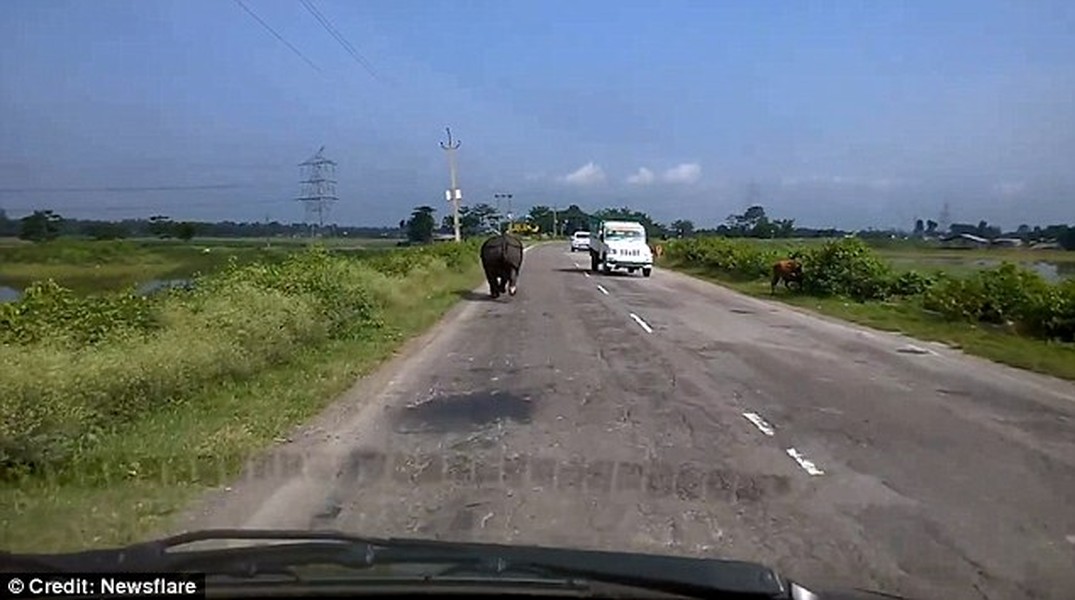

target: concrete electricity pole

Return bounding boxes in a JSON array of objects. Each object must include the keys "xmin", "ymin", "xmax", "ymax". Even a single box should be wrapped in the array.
[
  {"xmin": 440, "ymin": 128, "xmax": 462, "ymax": 242},
  {"xmin": 494, "ymin": 193, "xmax": 513, "ymax": 233}
]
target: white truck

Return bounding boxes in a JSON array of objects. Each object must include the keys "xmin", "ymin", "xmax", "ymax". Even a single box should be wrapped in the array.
[{"xmin": 588, "ymin": 219, "xmax": 653, "ymax": 277}]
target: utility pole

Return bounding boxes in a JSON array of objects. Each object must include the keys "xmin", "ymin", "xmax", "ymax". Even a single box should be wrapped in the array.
[
  {"xmin": 440, "ymin": 128, "xmax": 462, "ymax": 242},
  {"xmin": 494, "ymin": 193, "xmax": 513, "ymax": 233}
]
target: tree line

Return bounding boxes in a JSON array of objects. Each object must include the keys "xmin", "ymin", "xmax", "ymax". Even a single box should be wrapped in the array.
[
  {"xmin": 5, "ymin": 204, "xmax": 1072, "ymax": 250},
  {"xmin": 0, "ymin": 210, "xmax": 399, "ymax": 242},
  {"xmin": 402, "ymin": 202, "xmax": 1075, "ymax": 249}
]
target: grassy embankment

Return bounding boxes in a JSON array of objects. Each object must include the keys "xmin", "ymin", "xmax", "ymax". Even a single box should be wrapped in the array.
[
  {"xmin": 0, "ymin": 237, "xmax": 400, "ymax": 294},
  {"xmin": 660, "ymin": 237, "xmax": 1075, "ymax": 381},
  {"xmin": 0, "ymin": 239, "xmax": 484, "ymax": 552}
]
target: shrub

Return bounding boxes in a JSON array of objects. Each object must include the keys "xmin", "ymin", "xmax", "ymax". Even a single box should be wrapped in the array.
[
  {"xmin": 0, "ymin": 242, "xmax": 483, "ymax": 479},
  {"xmin": 922, "ymin": 262, "xmax": 1073, "ymax": 341},
  {"xmin": 801, "ymin": 238, "xmax": 892, "ymax": 301},
  {"xmin": 667, "ymin": 235, "xmax": 1075, "ymax": 342},
  {"xmin": 888, "ymin": 270, "xmax": 935, "ymax": 298}
]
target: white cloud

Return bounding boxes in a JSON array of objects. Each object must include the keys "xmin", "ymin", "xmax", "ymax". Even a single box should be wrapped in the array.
[
  {"xmin": 780, "ymin": 175, "xmax": 909, "ymax": 191},
  {"xmin": 559, "ymin": 162, "xmax": 606, "ymax": 186},
  {"xmin": 662, "ymin": 163, "xmax": 701, "ymax": 184},
  {"xmin": 626, "ymin": 167, "xmax": 655, "ymax": 185},
  {"xmin": 993, "ymin": 181, "xmax": 1026, "ymax": 197}
]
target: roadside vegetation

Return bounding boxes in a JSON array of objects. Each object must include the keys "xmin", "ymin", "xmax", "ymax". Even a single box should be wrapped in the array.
[
  {"xmin": 660, "ymin": 237, "xmax": 1075, "ymax": 380},
  {"xmin": 0, "ymin": 239, "xmax": 484, "ymax": 551},
  {"xmin": 0, "ymin": 238, "xmax": 399, "ymax": 294}
]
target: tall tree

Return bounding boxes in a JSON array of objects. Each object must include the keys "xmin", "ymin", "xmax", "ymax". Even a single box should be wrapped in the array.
[
  {"xmin": 148, "ymin": 215, "xmax": 174, "ymax": 238},
  {"xmin": 670, "ymin": 219, "xmax": 695, "ymax": 238},
  {"xmin": 406, "ymin": 206, "xmax": 436, "ymax": 243},
  {"xmin": 774, "ymin": 218, "xmax": 796, "ymax": 238},
  {"xmin": 528, "ymin": 205, "xmax": 554, "ymax": 234},
  {"xmin": 19, "ymin": 210, "xmax": 63, "ymax": 242},
  {"xmin": 175, "ymin": 222, "xmax": 197, "ymax": 241},
  {"xmin": 726, "ymin": 205, "xmax": 768, "ymax": 236},
  {"xmin": 558, "ymin": 204, "xmax": 591, "ymax": 234}
]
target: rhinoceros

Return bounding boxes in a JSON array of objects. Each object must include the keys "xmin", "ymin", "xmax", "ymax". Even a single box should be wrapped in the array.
[{"xmin": 480, "ymin": 234, "xmax": 524, "ymax": 298}]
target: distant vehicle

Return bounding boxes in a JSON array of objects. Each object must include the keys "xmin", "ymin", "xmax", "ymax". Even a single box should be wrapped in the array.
[
  {"xmin": 588, "ymin": 219, "xmax": 653, "ymax": 277},
  {"xmin": 570, "ymin": 231, "xmax": 591, "ymax": 252}
]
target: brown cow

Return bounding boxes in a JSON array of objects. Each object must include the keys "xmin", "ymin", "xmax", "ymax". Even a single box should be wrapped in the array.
[
  {"xmin": 771, "ymin": 259, "xmax": 803, "ymax": 294},
  {"xmin": 652, "ymin": 244, "xmax": 664, "ymax": 259}
]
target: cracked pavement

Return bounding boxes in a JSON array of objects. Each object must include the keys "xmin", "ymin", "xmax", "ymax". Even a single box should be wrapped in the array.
[{"xmin": 182, "ymin": 243, "xmax": 1075, "ymax": 599}]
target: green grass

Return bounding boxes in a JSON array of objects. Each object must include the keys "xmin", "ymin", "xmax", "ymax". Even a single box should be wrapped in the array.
[
  {"xmin": 0, "ymin": 238, "xmax": 402, "ymax": 294},
  {"xmin": 666, "ymin": 260, "xmax": 1075, "ymax": 381},
  {"xmin": 874, "ymin": 247, "xmax": 1075, "ymax": 281},
  {"xmin": 0, "ymin": 259, "xmax": 482, "ymax": 552},
  {"xmin": 0, "ymin": 240, "xmax": 291, "ymax": 294}
]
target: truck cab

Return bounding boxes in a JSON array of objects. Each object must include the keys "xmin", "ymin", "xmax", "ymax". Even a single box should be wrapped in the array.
[{"xmin": 588, "ymin": 219, "xmax": 653, "ymax": 277}]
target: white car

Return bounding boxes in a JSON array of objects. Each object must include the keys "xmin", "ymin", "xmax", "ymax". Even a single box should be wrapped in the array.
[
  {"xmin": 570, "ymin": 231, "xmax": 591, "ymax": 252},
  {"xmin": 588, "ymin": 220, "xmax": 653, "ymax": 277}
]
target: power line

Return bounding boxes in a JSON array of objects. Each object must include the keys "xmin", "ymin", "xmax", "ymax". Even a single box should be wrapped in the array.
[
  {"xmin": 3, "ymin": 198, "xmax": 296, "ymax": 214},
  {"xmin": 298, "ymin": 0, "xmax": 383, "ymax": 83},
  {"xmin": 0, "ymin": 184, "xmax": 246, "ymax": 194},
  {"xmin": 232, "ymin": 0, "xmax": 322, "ymax": 73}
]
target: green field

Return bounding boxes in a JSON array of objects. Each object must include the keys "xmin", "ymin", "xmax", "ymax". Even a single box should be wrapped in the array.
[
  {"xmin": 0, "ymin": 237, "xmax": 400, "ymax": 296},
  {"xmin": 718, "ymin": 237, "xmax": 1075, "ymax": 282},
  {"xmin": 660, "ymin": 237, "xmax": 1075, "ymax": 381},
  {"xmin": 0, "ymin": 239, "xmax": 485, "ymax": 551},
  {"xmin": 874, "ymin": 247, "xmax": 1075, "ymax": 282}
]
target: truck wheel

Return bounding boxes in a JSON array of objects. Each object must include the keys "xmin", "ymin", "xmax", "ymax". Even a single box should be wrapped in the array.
[{"xmin": 642, "ymin": 267, "xmax": 652, "ymax": 278}]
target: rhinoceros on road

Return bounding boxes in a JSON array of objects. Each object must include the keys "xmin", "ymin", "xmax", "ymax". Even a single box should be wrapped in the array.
[{"xmin": 480, "ymin": 234, "xmax": 524, "ymax": 299}]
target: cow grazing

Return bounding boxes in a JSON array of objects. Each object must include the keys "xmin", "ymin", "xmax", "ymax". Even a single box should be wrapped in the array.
[{"xmin": 771, "ymin": 259, "xmax": 803, "ymax": 294}]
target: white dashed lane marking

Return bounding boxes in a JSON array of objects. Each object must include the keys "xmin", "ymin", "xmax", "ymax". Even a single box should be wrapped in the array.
[
  {"xmin": 786, "ymin": 448, "xmax": 825, "ymax": 476},
  {"xmin": 629, "ymin": 313, "xmax": 654, "ymax": 333},
  {"xmin": 596, "ymin": 285, "xmax": 610, "ymax": 295},
  {"xmin": 743, "ymin": 412, "xmax": 776, "ymax": 436}
]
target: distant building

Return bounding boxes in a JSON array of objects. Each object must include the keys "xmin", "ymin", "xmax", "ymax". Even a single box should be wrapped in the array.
[
  {"xmin": 1030, "ymin": 241, "xmax": 1062, "ymax": 250},
  {"xmin": 990, "ymin": 237, "xmax": 1024, "ymax": 248},
  {"xmin": 940, "ymin": 233, "xmax": 990, "ymax": 249}
]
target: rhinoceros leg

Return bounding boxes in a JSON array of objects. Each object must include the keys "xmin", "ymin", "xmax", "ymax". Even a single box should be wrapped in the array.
[
  {"xmin": 485, "ymin": 268, "xmax": 500, "ymax": 298},
  {"xmin": 507, "ymin": 266, "xmax": 518, "ymax": 296}
]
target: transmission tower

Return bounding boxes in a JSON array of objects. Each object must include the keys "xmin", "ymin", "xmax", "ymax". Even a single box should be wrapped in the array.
[
  {"xmin": 939, "ymin": 201, "xmax": 951, "ymax": 234},
  {"xmin": 745, "ymin": 180, "xmax": 762, "ymax": 209},
  {"xmin": 296, "ymin": 146, "xmax": 338, "ymax": 237}
]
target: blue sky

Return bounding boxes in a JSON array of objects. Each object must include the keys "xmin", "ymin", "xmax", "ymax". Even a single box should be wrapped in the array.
[{"xmin": 1, "ymin": 0, "xmax": 1072, "ymax": 229}]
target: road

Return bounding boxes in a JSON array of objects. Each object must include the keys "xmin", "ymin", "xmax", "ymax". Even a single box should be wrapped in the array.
[{"xmin": 182, "ymin": 243, "xmax": 1075, "ymax": 599}]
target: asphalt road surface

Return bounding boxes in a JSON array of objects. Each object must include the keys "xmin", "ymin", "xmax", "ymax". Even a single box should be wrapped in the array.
[{"xmin": 183, "ymin": 243, "xmax": 1075, "ymax": 599}]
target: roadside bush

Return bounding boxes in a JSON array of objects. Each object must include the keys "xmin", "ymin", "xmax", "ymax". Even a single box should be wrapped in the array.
[
  {"xmin": 663, "ymin": 237, "xmax": 785, "ymax": 280},
  {"xmin": 888, "ymin": 270, "xmax": 935, "ymax": 298},
  {"xmin": 801, "ymin": 238, "xmax": 893, "ymax": 301},
  {"xmin": 923, "ymin": 263, "xmax": 1074, "ymax": 340},
  {"xmin": 0, "ymin": 242, "xmax": 483, "ymax": 479},
  {"xmin": 667, "ymin": 235, "xmax": 1075, "ymax": 343},
  {"xmin": 0, "ymin": 280, "xmax": 160, "ymax": 346}
]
